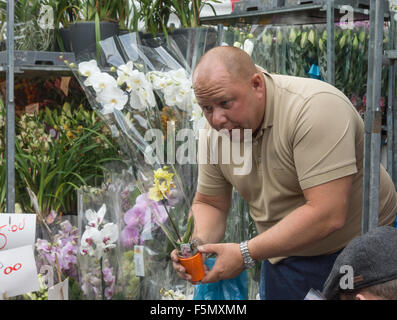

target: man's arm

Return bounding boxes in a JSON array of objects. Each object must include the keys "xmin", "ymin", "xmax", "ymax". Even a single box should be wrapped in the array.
[
  {"xmin": 198, "ymin": 175, "xmax": 353, "ymax": 283},
  {"xmin": 170, "ymin": 190, "xmax": 232, "ymax": 282},
  {"xmin": 190, "ymin": 191, "xmax": 232, "ymax": 245},
  {"xmin": 248, "ymin": 174, "xmax": 352, "ymax": 261}
]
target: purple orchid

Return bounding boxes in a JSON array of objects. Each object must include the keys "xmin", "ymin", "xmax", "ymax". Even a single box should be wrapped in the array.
[{"xmin": 120, "ymin": 192, "xmax": 170, "ymax": 248}]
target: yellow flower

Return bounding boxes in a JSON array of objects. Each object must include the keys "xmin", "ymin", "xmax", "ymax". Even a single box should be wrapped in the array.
[
  {"xmin": 149, "ymin": 180, "xmax": 170, "ymax": 201},
  {"xmin": 66, "ymin": 131, "xmax": 76, "ymax": 140},
  {"xmin": 154, "ymin": 167, "xmax": 174, "ymax": 185}
]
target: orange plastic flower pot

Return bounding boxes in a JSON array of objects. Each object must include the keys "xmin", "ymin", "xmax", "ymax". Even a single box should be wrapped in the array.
[{"xmin": 178, "ymin": 252, "xmax": 205, "ymax": 282}]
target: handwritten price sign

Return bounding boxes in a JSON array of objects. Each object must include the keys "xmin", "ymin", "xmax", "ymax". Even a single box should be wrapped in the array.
[
  {"xmin": 0, "ymin": 245, "xmax": 39, "ymax": 298},
  {"xmin": 0, "ymin": 214, "xmax": 36, "ymax": 251}
]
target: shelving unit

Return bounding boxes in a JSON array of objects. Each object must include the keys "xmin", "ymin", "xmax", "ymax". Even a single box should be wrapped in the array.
[
  {"xmin": 202, "ymin": 0, "xmax": 395, "ymax": 232},
  {"xmin": 3, "ymin": 0, "xmax": 75, "ymax": 213}
]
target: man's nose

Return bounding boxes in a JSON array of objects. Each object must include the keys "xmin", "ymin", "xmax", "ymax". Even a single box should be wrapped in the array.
[{"xmin": 212, "ymin": 107, "xmax": 228, "ymax": 128}]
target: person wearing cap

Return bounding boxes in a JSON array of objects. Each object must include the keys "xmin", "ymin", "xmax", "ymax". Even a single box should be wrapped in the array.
[
  {"xmin": 170, "ymin": 46, "xmax": 397, "ymax": 299},
  {"xmin": 322, "ymin": 226, "xmax": 397, "ymax": 300}
]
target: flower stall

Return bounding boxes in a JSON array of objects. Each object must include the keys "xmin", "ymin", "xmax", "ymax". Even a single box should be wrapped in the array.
[{"xmin": 0, "ymin": 0, "xmax": 396, "ymax": 302}]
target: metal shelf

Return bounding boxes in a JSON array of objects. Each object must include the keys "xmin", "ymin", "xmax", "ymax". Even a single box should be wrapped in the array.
[
  {"xmin": 201, "ymin": 2, "xmax": 374, "ymax": 26},
  {"xmin": 0, "ymin": 51, "xmax": 75, "ymax": 76}
]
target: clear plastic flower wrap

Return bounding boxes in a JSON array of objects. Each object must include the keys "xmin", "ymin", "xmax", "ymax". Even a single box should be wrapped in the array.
[
  {"xmin": 70, "ymin": 28, "xmax": 277, "ymax": 299},
  {"xmin": 69, "ymin": 29, "xmax": 223, "ymax": 299},
  {"xmin": 77, "ymin": 185, "xmax": 122, "ymax": 300},
  {"xmin": 33, "ymin": 209, "xmax": 81, "ymax": 300}
]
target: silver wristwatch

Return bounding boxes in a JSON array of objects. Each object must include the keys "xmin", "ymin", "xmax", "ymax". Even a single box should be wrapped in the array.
[{"xmin": 240, "ymin": 240, "xmax": 256, "ymax": 269}]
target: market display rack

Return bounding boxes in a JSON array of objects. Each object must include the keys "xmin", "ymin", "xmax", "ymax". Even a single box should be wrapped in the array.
[
  {"xmin": 202, "ymin": 0, "xmax": 371, "ymax": 26},
  {"xmin": 3, "ymin": 1, "xmax": 396, "ymax": 233},
  {"xmin": 0, "ymin": 50, "xmax": 75, "ymax": 76}
]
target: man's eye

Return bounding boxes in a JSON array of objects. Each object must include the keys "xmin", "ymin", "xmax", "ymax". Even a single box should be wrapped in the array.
[
  {"xmin": 203, "ymin": 106, "xmax": 213, "ymax": 112},
  {"xmin": 220, "ymin": 101, "xmax": 228, "ymax": 106}
]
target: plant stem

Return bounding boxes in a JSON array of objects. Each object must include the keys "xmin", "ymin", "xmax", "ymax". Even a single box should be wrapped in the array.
[
  {"xmin": 161, "ymin": 199, "xmax": 181, "ymax": 242},
  {"xmin": 100, "ymin": 257, "xmax": 105, "ymax": 300}
]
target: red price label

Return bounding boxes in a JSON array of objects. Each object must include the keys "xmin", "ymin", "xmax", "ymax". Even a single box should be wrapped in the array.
[
  {"xmin": 0, "ymin": 218, "xmax": 26, "ymax": 251},
  {"xmin": 0, "ymin": 224, "xmax": 7, "ymax": 250},
  {"xmin": 2, "ymin": 263, "xmax": 22, "ymax": 275},
  {"xmin": 9, "ymin": 218, "xmax": 25, "ymax": 233}
]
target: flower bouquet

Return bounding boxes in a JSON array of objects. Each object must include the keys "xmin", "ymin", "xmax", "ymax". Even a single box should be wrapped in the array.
[
  {"xmin": 68, "ymin": 29, "xmax": 220, "ymax": 297},
  {"xmin": 147, "ymin": 166, "xmax": 204, "ymax": 282}
]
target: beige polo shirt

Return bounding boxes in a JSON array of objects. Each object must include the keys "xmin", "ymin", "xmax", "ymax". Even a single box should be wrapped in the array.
[{"xmin": 197, "ymin": 69, "xmax": 397, "ymax": 264}]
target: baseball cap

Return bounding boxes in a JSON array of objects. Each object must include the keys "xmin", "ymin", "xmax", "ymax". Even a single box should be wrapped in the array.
[{"xmin": 322, "ymin": 226, "xmax": 397, "ymax": 300}]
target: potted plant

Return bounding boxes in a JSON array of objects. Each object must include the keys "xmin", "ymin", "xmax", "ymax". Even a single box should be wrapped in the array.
[
  {"xmin": 133, "ymin": 0, "xmax": 219, "ymax": 67},
  {"xmin": 54, "ymin": 0, "xmax": 130, "ymax": 59},
  {"xmin": 148, "ymin": 166, "xmax": 205, "ymax": 282}
]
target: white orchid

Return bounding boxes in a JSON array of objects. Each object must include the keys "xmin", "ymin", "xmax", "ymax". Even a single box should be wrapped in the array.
[
  {"xmin": 86, "ymin": 72, "xmax": 118, "ymax": 93},
  {"xmin": 163, "ymin": 83, "xmax": 193, "ymax": 112},
  {"xmin": 80, "ymin": 204, "xmax": 119, "ymax": 260},
  {"xmin": 97, "ymin": 223, "xmax": 119, "ymax": 253},
  {"xmin": 149, "ymin": 69, "xmax": 194, "ymax": 112},
  {"xmin": 116, "ymin": 63, "xmax": 156, "ymax": 111},
  {"xmin": 79, "ymin": 59, "xmax": 101, "ymax": 81},
  {"xmin": 130, "ymin": 83, "xmax": 156, "ymax": 111},
  {"xmin": 96, "ymin": 87, "xmax": 128, "ymax": 114},
  {"xmin": 85, "ymin": 204, "xmax": 107, "ymax": 228},
  {"xmin": 167, "ymin": 68, "xmax": 188, "ymax": 82},
  {"xmin": 80, "ymin": 226, "xmax": 101, "ymax": 256},
  {"xmin": 148, "ymin": 71, "xmax": 168, "ymax": 90},
  {"xmin": 116, "ymin": 61, "xmax": 135, "ymax": 80},
  {"xmin": 191, "ymin": 101, "xmax": 206, "ymax": 139}
]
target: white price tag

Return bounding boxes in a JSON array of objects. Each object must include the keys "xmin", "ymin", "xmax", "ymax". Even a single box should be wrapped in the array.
[
  {"xmin": 0, "ymin": 214, "xmax": 36, "ymax": 251},
  {"xmin": 141, "ymin": 208, "xmax": 152, "ymax": 241},
  {"xmin": 134, "ymin": 245, "xmax": 145, "ymax": 277},
  {"xmin": 0, "ymin": 245, "xmax": 39, "ymax": 298},
  {"xmin": 48, "ymin": 278, "xmax": 69, "ymax": 300}
]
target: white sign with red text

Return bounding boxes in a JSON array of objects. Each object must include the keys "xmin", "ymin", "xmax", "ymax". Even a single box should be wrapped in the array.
[
  {"xmin": 0, "ymin": 245, "xmax": 39, "ymax": 298},
  {"xmin": 0, "ymin": 214, "xmax": 36, "ymax": 251}
]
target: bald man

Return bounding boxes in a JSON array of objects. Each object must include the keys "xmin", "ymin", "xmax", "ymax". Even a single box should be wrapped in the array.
[{"xmin": 170, "ymin": 46, "xmax": 397, "ymax": 300}]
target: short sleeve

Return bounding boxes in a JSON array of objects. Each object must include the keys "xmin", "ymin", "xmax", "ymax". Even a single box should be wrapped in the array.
[
  {"xmin": 292, "ymin": 93, "xmax": 358, "ymax": 190},
  {"xmin": 196, "ymin": 128, "xmax": 233, "ymax": 195}
]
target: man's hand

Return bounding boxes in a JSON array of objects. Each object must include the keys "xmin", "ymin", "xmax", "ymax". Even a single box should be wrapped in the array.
[
  {"xmin": 197, "ymin": 243, "xmax": 245, "ymax": 283},
  {"xmin": 170, "ymin": 249, "xmax": 209, "ymax": 284}
]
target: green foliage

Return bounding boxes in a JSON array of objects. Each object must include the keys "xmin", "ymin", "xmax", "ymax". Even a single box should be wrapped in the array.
[
  {"xmin": 69, "ymin": 277, "xmax": 84, "ymax": 300},
  {"xmin": 0, "ymin": 0, "xmax": 55, "ymax": 50},
  {"xmin": 0, "ymin": 101, "xmax": 123, "ymax": 215},
  {"xmin": 134, "ymin": 0, "xmax": 220, "ymax": 37},
  {"xmin": 226, "ymin": 23, "xmax": 390, "ymax": 105},
  {"xmin": 119, "ymin": 250, "xmax": 140, "ymax": 300}
]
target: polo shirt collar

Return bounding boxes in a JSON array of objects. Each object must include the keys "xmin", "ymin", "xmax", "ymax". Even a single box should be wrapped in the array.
[
  {"xmin": 254, "ymin": 66, "xmax": 275, "ymax": 139},
  {"xmin": 263, "ymin": 70, "xmax": 274, "ymax": 129}
]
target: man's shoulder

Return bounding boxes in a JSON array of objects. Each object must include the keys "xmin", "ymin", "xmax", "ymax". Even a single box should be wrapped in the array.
[{"xmin": 271, "ymin": 73, "xmax": 344, "ymax": 101}]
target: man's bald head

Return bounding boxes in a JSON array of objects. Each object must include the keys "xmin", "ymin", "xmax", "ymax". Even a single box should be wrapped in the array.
[{"xmin": 193, "ymin": 46, "xmax": 258, "ymax": 84}]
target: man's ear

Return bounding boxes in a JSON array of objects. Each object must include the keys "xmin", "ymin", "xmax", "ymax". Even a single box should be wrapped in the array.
[{"xmin": 250, "ymin": 73, "xmax": 265, "ymax": 91}]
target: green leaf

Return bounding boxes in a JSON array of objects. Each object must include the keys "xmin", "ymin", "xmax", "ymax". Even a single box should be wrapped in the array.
[
  {"xmin": 95, "ymin": 11, "xmax": 101, "ymax": 61},
  {"xmin": 182, "ymin": 215, "xmax": 194, "ymax": 244}
]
